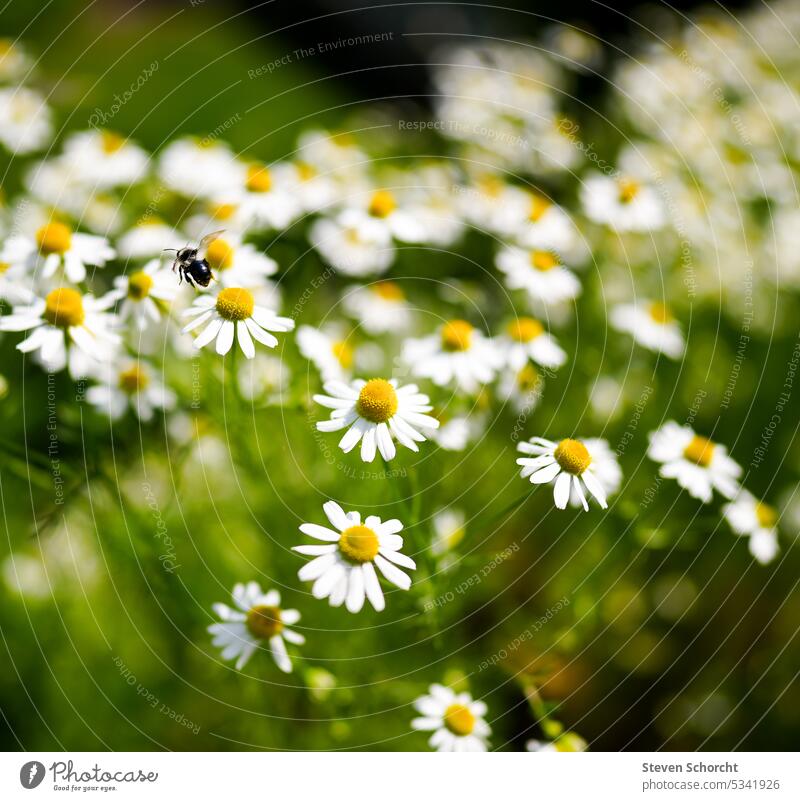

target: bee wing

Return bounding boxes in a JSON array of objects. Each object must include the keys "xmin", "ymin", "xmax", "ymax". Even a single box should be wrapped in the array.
[{"xmin": 197, "ymin": 229, "xmax": 226, "ymax": 254}]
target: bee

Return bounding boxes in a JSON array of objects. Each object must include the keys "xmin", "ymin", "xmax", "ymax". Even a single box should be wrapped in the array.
[{"xmin": 164, "ymin": 230, "xmax": 225, "ymax": 288}]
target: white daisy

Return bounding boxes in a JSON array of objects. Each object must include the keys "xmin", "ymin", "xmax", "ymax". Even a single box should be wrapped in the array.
[
  {"xmin": 647, "ymin": 422, "xmax": 742, "ymax": 503},
  {"xmin": 0, "ymin": 39, "xmax": 33, "ymax": 82},
  {"xmin": 497, "ymin": 316, "xmax": 566, "ymax": 370},
  {"xmin": 457, "ymin": 174, "xmax": 531, "ymax": 237},
  {"xmin": 567, "ymin": 438, "xmax": 622, "ymax": 508},
  {"xmin": 402, "ymin": 320, "xmax": 504, "ymax": 394},
  {"xmin": 611, "ymin": 301, "xmax": 685, "ymax": 359},
  {"xmin": 297, "ymin": 325, "xmax": 356, "ymax": 383},
  {"xmin": 86, "ymin": 359, "xmax": 175, "ymax": 421},
  {"xmin": 199, "ymin": 234, "xmax": 278, "ymax": 289},
  {"xmin": 411, "ymin": 684, "xmax": 491, "ymax": 752},
  {"xmin": 580, "ymin": 172, "xmax": 665, "ymax": 232},
  {"xmin": 293, "ymin": 501, "xmax": 416, "ymax": 612},
  {"xmin": 237, "ymin": 352, "xmax": 290, "ymax": 404},
  {"xmin": 224, "ymin": 162, "xmax": 302, "ymax": 231},
  {"xmin": 309, "ymin": 208, "xmax": 394, "ymax": 276},
  {"xmin": 158, "ymin": 137, "xmax": 244, "ymax": 200},
  {"xmin": 60, "ymin": 130, "xmax": 149, "ymax": 189},
  {"xmin": 431, "ymin": 508, "xmax": 466, "ymax": 556},
  {"xmin": 517, "ymin": 436, "xmax": 618, "ymax": 510},
  {"xmin": 0, "ymin": 87, "xmax": 52, "ymax": 153},
  {"xmin": 116, "ymin": 220, "xmax": 182, "ymax": 260},
  {"xmin": 112, "ymin": 258, "xmax": 177, "ymax": 331},
  {"xmin": 496, "ymin": 246, "xmax": 581, "ymax": 306},
  {"xmin": 314, "ymin": 377, "xmax": 439, "ymax": 462},
  {"xmin": 515, "ymin": 192, "xmax": 579, "ymax": 256},
  {"xmin": 357, "ymin": 189, "xmax": 428, "ymax": 242},
  {"xmin": 498, "ymin": 363, "xmax": 545, "ymax": 414},
  {"xmin": 270, "ymin": 160, "xmax": 336, "ymax": 213},
  {"xmin": 208, "ymin": 582, "xmax": 303, "ymax": 672},
  {"xmin": 0, "ymin": 287, "xmax": 118, "ymax": 378},
  {"xmin": 1, "ymin": 220, "xmax": 115, "ymax": 283},
  {"xmin": 722, "ymin": 491, "xmax": 780, "ymax": 565},
  {"xmin": 182, "ymin": 286, "xmax": 294, "ymax": 359},
  {"xmin": 430, "ymin": 414, "xmax": 476, "ymax": 451},
  {"xmin": 342, "ymin": 280, "xmax": 412, "ymax": 334}
]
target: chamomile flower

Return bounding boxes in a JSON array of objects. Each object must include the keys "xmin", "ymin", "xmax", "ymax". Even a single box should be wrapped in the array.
[
  {"xmin": 182, "ymin": 286, "xmax": 294, "ymax": 359},
  {"xmin": 722, "ymin": 491, "xmax": 780, "ymax": 564},
  {"xmin": 611, "ymin": 301, "xmax": 685, "ymax": 359},
  {"xmin": 567, "ymin": 438, "xmax": 622, "ymax": 508},
  {"xmin": 402, "ymin": 320, "xmax": 503, "ymax": 394},
  {"xmin": 199, "ymin": 234, "xmax": 278, "ymax": 289},
  {"xmin": 309, "ymin": 208, "xmax": 394, "ymax": 276},
  {"xmin": 457, "ymin": 174, "xmax": 530, "ymax": 236},
  {"xmin": 496, "ymin": 246, "xmax": 581, "ymax": 306},
  {"xmin": 208, "ymin": 582, "xmax": 303, "ymax": 672},
  {"xmin": 342, "ymin": 280, "xmax": 412, "ymax": 334},
  {"xmin": 158, "ymin": 137, "xmax": 244, "ymax": 199},
  {"xmin": 293, "ymin": 501, "xmax": 416, "ymax": 612},
  {"xmin": 431, "ymin": 508, "xmax": 466, "ymax": 557},
  {"xmin": 517, "ymin": 436, "xmax": 617, "ymax": 510},
  {"xmin": 515, "ymin": 192, "xmax": 579, "ymax": 255},
  {"xmin": 1, "ymin": 221, "xmax": 115, "ymax": 283},
  {"xmin": 61, "ymin": 130, "xmax": 149, "ymax": 189},
  {"xmin": 0, "ymin": 87, "xmax": 52, "ymax": 153},
  {"xmin": 226, "ymin": 162, "xmax": 302, "ymax": 231},
  {"xmin": 498, "ymin": 317, "xmax": 566, "ymax": 370},
  {"xmin": 86, "ymin": 359, "xmax": 175, "ymax": 421},
  {"xmin": 112, "ymin": 259, "xmax": 177, "ymax": 330},
  {"xmin": 0, "ymin": 287, "xmax": 118, "ymax": 377},
  {"xmin": 430, "ymin": 414, "xmax": 475, "ymax": 451},
  {"xmin": 498, "ymin": 363, "xmax": 545, "ymax": 414},
  {"xmin": 116, "ymin": 220, "xmax": 182, "ymax": 260},
  {"xmin": 358, "ymin": 189, "xmax": 428, "ymax": 242},
  {"xmin": 313, "ymin": 378, "xmax": 439, "ymax": 462},
  {"xmin": 270, "ymin": 160, "xmax": 336, "ymax": 213},
  {"xmin": 580, "ymin": 172, "xmax": 665, "ymax": 232},
  {"xmin": 411, "ymin": 685, "xmax": 491, "ymax": 752},
  {"xmin": 0, "ymin": 39, "xmax": 33, "ymax": 82},
  {"xmin": 297, "ymin": 325, "xmax": 356, "ymax": 383},
  {"xmin": 647, "ymin": 422, "xmax": 742, "ymax": 503}
]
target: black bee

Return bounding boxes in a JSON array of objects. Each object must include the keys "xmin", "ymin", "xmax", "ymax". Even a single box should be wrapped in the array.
[{"xmin": 165, "ymin": 230, "xmax": 224, "ymax": 288}]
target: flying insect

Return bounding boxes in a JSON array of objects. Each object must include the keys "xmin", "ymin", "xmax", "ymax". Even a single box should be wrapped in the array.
[{"xmin": 165, "ymin": 230, "xmax": 225, "ymax": 288}]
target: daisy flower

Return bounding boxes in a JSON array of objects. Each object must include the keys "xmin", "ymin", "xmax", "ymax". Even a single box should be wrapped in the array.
[
  {"xmin": 431, "ymin": 508, "xmax": 466, "ymax": 557},
  {"xmin": 297, "ymin": 325, "xmax": 356, "ymax": 383},
  {"xmin": 270, "ymin": 160, "xmax": 336, "ymax": 213},
  {"xmin": 647, "ymin": 422, "xmax": 741, "ymax": 503},
  {"xmin": 567, "ymin": 438, "xmax": 622, "ymax": 508},
  {"xmin": 358, "ymin": 189, "xmax": 427, "ymax": 242},
  {"xmin": 309, "ymin": 208, "xmax": 393, "ymax": 276},
  {"xmin": 313, "ymin": 378, "xmax": 439, "ymax": 462},
  {"xmin": 0, "ymin": 287, "xmax": 118, "ymax": 377},
  {"xmin": 580, "ymin": 172, "xmax": 665, "ymax": 232},
  {"xmin": 293, "ymin": 501, "xmax": 416, "ymax": 613},
  {"xmin": 498, "ymin": 317, "xmax": 566, "ymax": 370},
  {"xmin": 496, "ymin": 246, "xmax": 581, "ymax": 306},
  {"xmin": 515, "ymin": 192, "xmax": 578, "ymax": 255},
  {"xmin": 411, "ymin": 684, "xmax": 491, "ymax": 752},
  {"xmin": 402, "ymin": 320, "xmax": 503, "ymax": 394},
  {"xmin": 517, "ymin": 436, "xmax": 618, "ymax": 510},
  {"xmin": 207, "ymin": 582, "xmax": 303, "ymax": 672},
  {"xmin": 0, "ymin": 87, "xmax": 52, "ymax": 153},
  {"xmin": 61, "ymin": 130, "xmax": 149, "ymax": 189},
  {"xmin": 457, "ymin": 174, "xmax": 530, "ymax": 236},
  {"xmin": 611, "ymin": 301, "xmax": 685, "ymax": 359},
  {"xmin": 182, "ymin": 286, "xmax": 294, "ymax": 359},
  {"xmin": 1, "ymin": 221, "xmax": 115, "ymax": 283},
  {"xmin": 226, "ymin": 162, "xmax": 301, "ymax": 231},
  {"xmin": 0, "ymin": 39, "xmax": 33, "ymax": 82},
  {"xmin": 158, "ymin": 137, "xmax": 244, "ymax": 200},
  {"xmin": 116, "ymin": 220, "xmax": 182, "ymax": 260},
  {"xmin": 200, "ymin": 234, "xmax": 278, "ymax": 289},
  {"xmin": 112, "ymin": 259, "xmax": 177, "ymax": 331},
  {"xmin": 86, "ymin": 359, "xmax": 176, "ymax": 421},
  {"xmin": 499, "ymin": 363, "xmax": 545, "ymax": 414},
  {"xmin": 722, "ymin": 491, "xmax": 780, "ymax": 564},
  {"xmin": 342, "ymin": 280, "xmax": 412, "ymax": 334},
  {"xmin": 430, "ymin": 414, "xmax": 476, "ymax": 451}
]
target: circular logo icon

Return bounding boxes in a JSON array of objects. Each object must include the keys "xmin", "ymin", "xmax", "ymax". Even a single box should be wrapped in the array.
[{"xmin": 19, "ymin": 761, "xmax": 45, "ymax": 789}]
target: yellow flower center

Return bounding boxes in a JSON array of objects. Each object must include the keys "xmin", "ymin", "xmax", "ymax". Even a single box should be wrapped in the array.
[
  {"xmin": 554, "ymin": 438, "xmax": 592, "ymax": 475},
  {"xmin": 373, "ymin": 280, "xmax": 404, "ymax": 301},
  {"xmin": 296, "ymin": 161, "xmax": 317, "ymax": 181},
  {"xmin": 443, "ymin": 704, "xmax": 476, "ymax": 737},
  {"xmin": 617, "ymin": 178, "xmax": 640, "ymax": 204},
  {"xmin": 332, "ymin": 340, "xmax": 353, "ymax": 369},
  {"xmin": 118, "ymin": 365, "xmax": 149, "ymax": 394},
  {"xmin": 205, "ymin": 238, "xmax": 234, "ymax": 270},
  {"xmin": 530, "ymin": 250, "xmax": 559, "ymax": 271},
  {"xmin": 516, "ymin": 364, "xmax": 541, "ymax": 392},
  {"xmin": 755, "ymin": 501, "xmax": 777, "ymax": 529},
  {"xmin": 246, "ymin": 164, "xmax": 272, "ymax": 193},
  {"xmin": 101, "ymin": 131, "xmax": 126, "ymax": 153},
  {"xmin": 36, "ymin": 222, "xmax": 72, "ymax": 256},
  {"xmin": 338, "ymin": 525, "xmax": 380, "ymax": 563},
  {"xmin": 478, "ymin": 175, "xmax": 503, "ymax": 198},
  {"xmin": 44, "ymin": 287, "xmax": 85, "ymax": 328},
  {"xmin": 507, "ymin": 317, "xmax": 544, "ymax": 342},
  {"xmin": 0, "ymin": 261, "xmax": 10, "ymax": 274},
  {"xmin": 245, "ymin": 605, "xmax": 284, "ymax": 639},
  {"xmin": 648, "ymin": 302, "xmax": 673, "ymax": 324},
  {"xmin": 368, "ymin": 189, "xmax": 396, "ymax": 219},
  {"xmin": 441, "ymin": 319, "xmax": 473, "ymax": 352},
  {"xmin": 210, "ymin": 202, "xmax": 238, "ymax": 221},
  {"xmin": 127, "ymin": 271, "xmax": 154, "ymax": 300},
  {"xmin": 356, "ymin": 378, "xmax": 398, "ymax": 423},
  {"xmin": 683, "ymin": 435, "xmax": 715, "ymax": 467},
  {"xmin": 529, "ymin": 193, "xmax": 552, "ymax": 222},
  {"xmin": 215, "ymin": 287, "xmax": 254, "ymax": 321}
]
